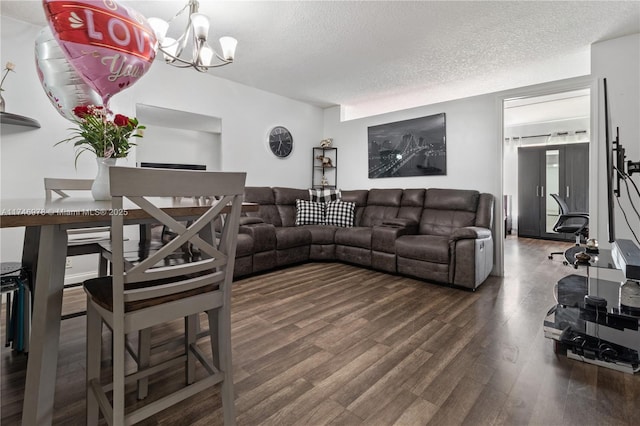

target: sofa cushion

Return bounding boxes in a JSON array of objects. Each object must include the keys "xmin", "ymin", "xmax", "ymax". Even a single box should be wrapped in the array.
[
  {"xmin": 304, "ymin": 224, "xmax": 338, "ymax": 244},
  {"xmin": 244, "ymin": 187, "xmax": 282, "ymax": 227},
  {"xmin": 340, "ymin": 190, "xmax": 368, "ymax": 206},
  {"xmin": 398, "ymin": 189, "xmax": 426, "ymax": 223},
  {"xmin": 239, "ymin": 217, "xmax": 264, "ymax": 226},
  {"xmin": 335, "ymin": 227, "xmax": 372, "ymax": 249},
  {"xmin": 295, "ymin": 199, "xmax": 325, "ymax": 225},
  {"xmin": 275, "ymin": 187, "xmax": 310, "ymax": 227},
  {"xmin": 396, "ymin": 235, "xmax": 450, "ymax": 264},
  {"xmin": 239, "ymin": 223, "xmax": 276, "ymax": 253},
  {"xmin": 419, "ymin": 189, "xmax": 479, "ymax": 236},
  {"xmin": 361, "ymin": 205, "xmax": 401, "ymax": 227},
  {"xmin": 236, "ymin": 233, "xmax": 254, "ymax": 257},
  {"xmin": 340, "ymin": 190, "xmax": 368, "ymax": 226},
  {"xmin": 419, "ymin": 210, "xmax": 477, "ymax": 237},
  {"xmin": 309, "ymin": 188, "xmax": 341, "ymax": 202},
  {"xmin": 326, "ymin": 200, "xmax": 356, "ymax": 227},
  {"xmin": 244, "ymin": 186, "xmax": 275, "ymax": 205},
  {"xmin": 274, "ymin": 187, "xmax": 310, "ymax": 205},
  {"xmin": 475, "ymin": 193, "xmax": 494, "ymax": 229},
  {"xmin": 359, "ymin": 189, "xmax": 402, "ymax": 227},
  {"xmin": 366, "ymin": 188, "xmax": 402, "ymax": 206},
  {"xmin": 425, "ymin": 188, "xmax": 479, "ymax": 212},
  {"xmin": 275, "ymin": 227, "xmax": 311, "ymax": 250}
]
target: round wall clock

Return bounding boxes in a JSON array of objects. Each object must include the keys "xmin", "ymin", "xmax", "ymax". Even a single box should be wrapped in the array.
[{"xmin": 268, "ymin": 126, "xmax": 293, "ymax": 158}]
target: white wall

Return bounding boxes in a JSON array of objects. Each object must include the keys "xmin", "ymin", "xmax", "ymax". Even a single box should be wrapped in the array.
[
  {"xmin": 0, "ymin": 16, "xmax": 324, "ymax": 279},
  {"xmin": 323, "ymin": 95, "xmax": 499, "ymax": 194},
  {"xmin": 591, "ymin": 33, "xmax": 640, "ymax": 246},
  {"xmin": 136, "ymin": 125, "xmax": 222, "ymax": 171},
  {"xmin": 124, "ymin": 62, "xmax": 324, "ymax": 185}
]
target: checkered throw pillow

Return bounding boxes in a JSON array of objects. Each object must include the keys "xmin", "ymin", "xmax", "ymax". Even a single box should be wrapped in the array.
[
  {"xmin": 295, "ymin": 199, "xmax": 325, "ymax": 225},
  {"xmin": 325, "ymin": 200, "xmax": 355, "ymax": 227},
  {"xmin": 309, "ymin": 188, "xmax": 341, "ymax": 203}
]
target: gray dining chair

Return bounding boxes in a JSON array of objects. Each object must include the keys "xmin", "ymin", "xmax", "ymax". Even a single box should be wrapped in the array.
[{"xmin": 84, "ymin": 167, "xmax": 244, "ymax": 425}]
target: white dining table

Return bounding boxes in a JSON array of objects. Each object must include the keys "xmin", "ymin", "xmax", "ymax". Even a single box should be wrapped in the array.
[{"xmin": 0, "ymin": 196, "xmax": 257, "ymax": 425}]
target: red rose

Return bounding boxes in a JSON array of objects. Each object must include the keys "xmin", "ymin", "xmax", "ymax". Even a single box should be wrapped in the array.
[
  {"xmin": 113, "ymin": 114, "xmax": 130, "ymax": 127},
  {"xmin": 73, "ymin": 105, "xmax": 90, "ymax": 118}
]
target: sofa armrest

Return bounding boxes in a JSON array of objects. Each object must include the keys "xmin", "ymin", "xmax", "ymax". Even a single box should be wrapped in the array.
[
  {"xmin": 449, "ymin": 227, "xmax": 493, "ymax": 289},
  {"xmin": 240, "ymin": 216, "xmax": 264, "ymax": 226},
  {"xmin": 382, "ymin": 217, "xmax": 417, "ymax": 227},
  {"xmin": 372, "ymin": 223, "xmax": 417, "ymax": 253},
  {"xmin": 239, "ymin": 222, "xmax": 276, "ymax": 252},
  {"xmin": 450, "ymin": 226, "xmax": 492, "ymax": 242},
  {"xmin": 380, "ymin": 218, "xmax": 419, "ymax": 234}
]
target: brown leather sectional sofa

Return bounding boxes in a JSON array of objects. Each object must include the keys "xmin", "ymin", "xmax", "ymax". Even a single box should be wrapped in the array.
[{"xmin": 233, "ymin": 187, "xmax": 494, "ymax": 290}]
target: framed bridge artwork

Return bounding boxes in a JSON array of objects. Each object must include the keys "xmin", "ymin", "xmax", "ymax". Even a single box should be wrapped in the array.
[{"xmin": 367, "ymin": 113, "xmax": 446, "ymax": 178}]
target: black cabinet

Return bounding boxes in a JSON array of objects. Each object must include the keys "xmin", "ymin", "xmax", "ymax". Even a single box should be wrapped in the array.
[
  {"xmin": 312, "ymin": 147, "xmax": 337, "ymax": 189},
  {"xmin": 518, "ymin": 147, "xmax": 543, "ymax": 238},
  {"xmin": 563, "ymin": 143, "xmax": 589, "ymax": 213},
  {"xmin": 518, "ymin": 143, "xmax": 589, "ymax": 240}
]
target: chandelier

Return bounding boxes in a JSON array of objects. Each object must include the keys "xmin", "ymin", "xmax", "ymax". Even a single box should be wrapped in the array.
[{"xmin": 148, "ymin": 0, "xmax": 237, "ymax": 72}]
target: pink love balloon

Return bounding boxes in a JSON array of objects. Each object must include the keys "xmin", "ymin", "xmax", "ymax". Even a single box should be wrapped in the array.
[
  {"xmin": 35, "ymin": 26, "xmax": 103, "ymax": 121},
  {"xmin": 42, "ymin": 0, "xmax": 157, "ymax": 105}
]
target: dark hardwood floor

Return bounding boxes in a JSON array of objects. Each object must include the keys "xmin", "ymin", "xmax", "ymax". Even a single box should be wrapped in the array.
[{"xmin": 2, "ymin": 237, "xmax": 639, "ymax": 425}]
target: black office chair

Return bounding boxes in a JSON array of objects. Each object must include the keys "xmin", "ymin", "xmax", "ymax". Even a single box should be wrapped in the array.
[{"xmin": 548, "ymin": 193, "xmax": 589, "ymax": 260}]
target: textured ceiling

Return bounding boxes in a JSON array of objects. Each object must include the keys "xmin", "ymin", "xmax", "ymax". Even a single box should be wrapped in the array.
[{"xmin": 2, "ymin": 1, "xmax": 639, "ymax": 119}]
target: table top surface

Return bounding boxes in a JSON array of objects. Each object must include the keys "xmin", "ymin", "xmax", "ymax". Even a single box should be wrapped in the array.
[
  {"xmin": 564, "ymin": 245, "xmax": 618, "ymax": 270},
  {"xmin": 0, "ymin": 197, "xmax": 257, "ymax": 228}
]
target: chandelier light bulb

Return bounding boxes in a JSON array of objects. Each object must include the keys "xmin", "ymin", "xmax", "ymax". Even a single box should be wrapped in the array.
[
  {"xmin": 190, "ymin": 13, "xmax": 210, "ymax": 40},
  {"xmin": 147, "ymin": 17, "xmax": 169, "ymax": 43},
  {"xmin": 198, "ymin": 44, "xmax": 214, "ymax": 67},
  {"xmin": 161, "ymin": 37, "xmax": 179, "ymax": 62},
  {"xmin": 219, "ymin": 37, "xmax": 237, "ymax": 61}
]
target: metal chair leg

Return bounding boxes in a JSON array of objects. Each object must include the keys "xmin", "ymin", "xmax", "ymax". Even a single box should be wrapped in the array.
[{"xmin": 4, "ymin": 291, "xmax": 11, "ymax": 347}]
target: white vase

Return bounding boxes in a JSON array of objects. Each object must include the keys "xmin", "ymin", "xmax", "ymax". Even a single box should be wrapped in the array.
[{"xmin": 91, "ymin": 157, "xmax": 117, "ymax": 201}]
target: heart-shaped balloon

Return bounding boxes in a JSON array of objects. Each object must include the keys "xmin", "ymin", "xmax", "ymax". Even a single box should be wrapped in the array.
[
  {"xmin": 35, "ymin": 26, "xmax": 103, "ymax": 121},
  {"xmin": 42, "ymin": 0, "xmax": 157, "ymax": 105}
]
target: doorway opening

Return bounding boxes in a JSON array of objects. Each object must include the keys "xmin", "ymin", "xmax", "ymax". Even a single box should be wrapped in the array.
[{"xmin": 503, "ymin": 88, "xmax": 591, "ymax": 247}]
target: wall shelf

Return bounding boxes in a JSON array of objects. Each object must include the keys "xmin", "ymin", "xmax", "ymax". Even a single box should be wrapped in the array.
[
  {"xmin": 1, "ymin": 112, "xmax": 41, "ymax": 129},
  {"xmin": 312, "ymin": 147, "xmax": 337, "ymax": 189}
]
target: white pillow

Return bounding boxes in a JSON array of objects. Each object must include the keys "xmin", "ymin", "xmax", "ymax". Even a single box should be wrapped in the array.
[
  {"xmin": 309, "ymin": 188, "xmax": 341, "ymax": 203},
  {"xmin": 295, "ymin": 199, "xmax": 325, "ymax": 225},
  {"xmin": 325, "ymin": 200, "xmax": 355, "ymax": 227}
]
